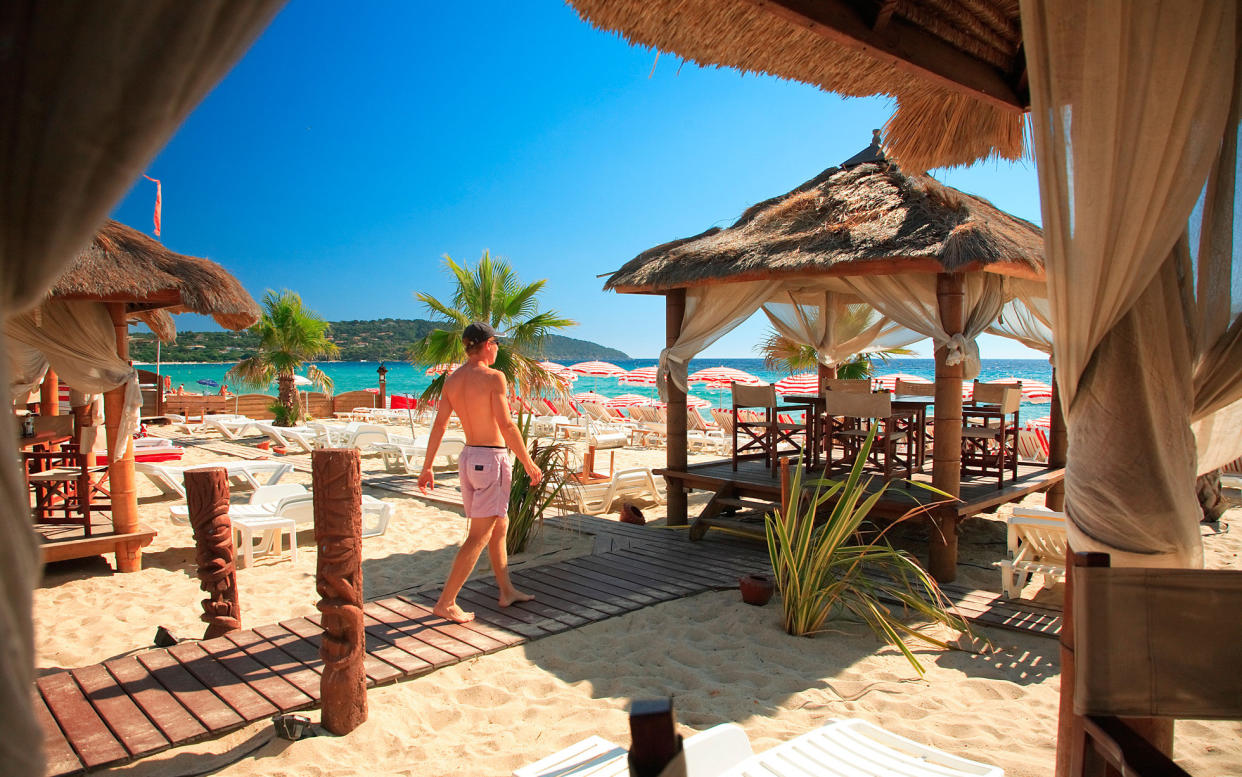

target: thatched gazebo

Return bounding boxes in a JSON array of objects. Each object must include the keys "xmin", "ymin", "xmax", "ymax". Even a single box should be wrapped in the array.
[
  {"xmin": 605, "ymin": 135, "xmax": 1053, "ymax": 582},
  {"xmin": 8, "ymin": 219, "xmax": 259, "ymax": 571}
]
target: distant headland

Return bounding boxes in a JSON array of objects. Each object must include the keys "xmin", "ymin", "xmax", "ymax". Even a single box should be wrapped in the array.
[{"xmin": 128, "ymin": 318, "xmax": 629, "ymax": 363}]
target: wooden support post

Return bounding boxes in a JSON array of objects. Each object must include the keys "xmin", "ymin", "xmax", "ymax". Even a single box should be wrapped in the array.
[
  {"xmin": 313, "ymin": 448, "xmax": 367, "ymax": 735},
  {"xmin": 1045, "ymin": 366, "xmax": 1067, "ymax": 511},
  {"xmin": 40, "ymin": 368, "xmax": 59, "ymax": 416},
  {"xmin": 929, "ymin": 273, "xmax": 964, "ymax": 583},
  {"xmin": 817, "ymin": 361, "xmax": 833, "ymax": 393},
  {"xmin": 105, "ymin": 303, "xmax": 140, "ymax": 570},
  {"xmin": 185, "ymin": 468, "xmax": 240, "ymax": 639},
  {"xmin": 665, "ymin": 289, "xmax": 688, "ymax": 527}
]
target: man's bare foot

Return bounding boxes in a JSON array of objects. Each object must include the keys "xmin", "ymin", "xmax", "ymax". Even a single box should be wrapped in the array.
[
  {"xmin": 499, "ymin": 589, "xmax": 535, "ymax": 607},
  {"xmin": 432, "ymin": 603, "xmax": 475, "ymax": 623}
]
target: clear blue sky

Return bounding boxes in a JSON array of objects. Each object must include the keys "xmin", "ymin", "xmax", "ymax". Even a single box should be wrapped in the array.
[{"xmin": 110, "ymin": 0, "xmax": 1046, "ymax": 360}]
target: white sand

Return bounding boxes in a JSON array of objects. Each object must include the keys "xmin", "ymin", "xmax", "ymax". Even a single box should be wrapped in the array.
[{"xmin": 34, "ymin": 429, "xmax": 1242, "ymax": 776}]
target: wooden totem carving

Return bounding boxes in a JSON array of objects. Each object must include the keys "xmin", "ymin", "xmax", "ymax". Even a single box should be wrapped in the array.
[
  {"xmin": 185, "ymin": 468, "xmax": 240, "ymax": 639},
  {"xmin": 313, "ymin": 448, "xmax": 367, "ymax": 734}
]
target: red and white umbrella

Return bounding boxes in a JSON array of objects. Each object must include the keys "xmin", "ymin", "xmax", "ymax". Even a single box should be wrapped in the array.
[
  {"xmin": 872, "ymin": 373, "xmax": 931, "ymax": 392},
  {"xmin": 620, "ymin": 366, "xmax": 659, "ymax": 386},
  {"xmin": 688, "ymin": 366, "xmax": 764, "ymax": 387},
  {"xmin": 572, "ymin": 391, "xmax": 609, "ymax": 404},
  {"xmin": 774, "ymin": 373, "xmax": 820, "ymax": 396},
  {"xmin": 425, "ymin": 363, "xmax": 458, "ymax": 376},
  {"xmin": 569, "ymin": 361, "xmax": 626, "ymax": 377},
  {"xmin": 1018, "ymin": 379, "xmax": 1054, "ymax": 403},
  {"xmin": 605, "ymin": 393, "xmax": 652, "ymax": 409},
  {"xmin": 538, "ymin": 361, "xmax": 578, "ymax": 381},
  {"xmin": 1027, "ymin": 416, "xmax": 1051, "ymax": 430},
  {"xmin": 650, "ymin": 394, "xmax": 711, "ymax": 409}
]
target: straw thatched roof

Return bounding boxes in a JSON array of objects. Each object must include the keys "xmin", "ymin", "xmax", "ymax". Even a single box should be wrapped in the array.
[
  {"xmin": 567, "ymin": 0, "xmax": 1028, "ymax": 172},
  {"xmin": 49, "ymin": 220, "xmax": 260, "ymax": 331},
  {"xmin": 604, "ymin": 153, "xmax": 1043, "ymax": 293}
]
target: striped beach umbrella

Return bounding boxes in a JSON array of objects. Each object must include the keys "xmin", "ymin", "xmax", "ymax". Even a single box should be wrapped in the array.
[
  {"xmin": 1017, "ymin": 379, "xmax": 1054, "ymax": 403},
  {"xmin": 1027, "ymin": 416, "xmax": 1051, "ymax": 430},
  {"xmin": 568, "ymin": 361, "xmax": 626, "ymax": 377},
  {"xmin": 425, "ymin": 363, "xmax": 458, "ymax": 376},
  {"xmin": 620, "ymin": 366, "xmax": 659, "ymax": 386},
  {"xmin": 650, "ymin": 394, "xmax": 711, "ymax": 409},
  {"xmin": 538, "ymin": 361, "xmax": 578, "ymax": 381},
  {"xmin": 605, "ymin": 393, "xmax": 651, "ymax": 409},
  {"xmin": 871, "ymin": 373, "xmax": 930, "ymax": 392},
  {"xmin": 688, "ymin": 366, "xmax": 763, "ymax": 387},
  {"xmin": 774, "ymin": 373, "xmax": 820, "ymax": 395},
  {"xmin": 572, "ymin": 391, "xmax": 609, "ymax": 404}
]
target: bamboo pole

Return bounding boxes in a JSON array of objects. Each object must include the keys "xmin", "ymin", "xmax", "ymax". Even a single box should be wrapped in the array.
[
  {"xmin": 105, "ymin": 303, "xmax": 140, "ymax": 571},
  {"xmin": 929, "ymin": 273, "xmax": 964, "ymax": 583},
  {"xmin": 40, "ymin": 368, "xmax": 59, "ymax": 416},
  {"xmin": 1045, "ymin": 366, "xmax": 1067, "ymax": 511},
  {"xmin": 665, "ymin": 289, "xmax": 688, "ymax": 526}
]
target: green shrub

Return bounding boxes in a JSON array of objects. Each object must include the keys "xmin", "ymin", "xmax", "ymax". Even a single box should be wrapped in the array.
[{"xmin": 506, "ymin": 413, "xmax": 573, "ymax": 554}]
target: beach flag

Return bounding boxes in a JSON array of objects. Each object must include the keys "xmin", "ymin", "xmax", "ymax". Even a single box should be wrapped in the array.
[{"xmin": 142, "ymin": 174, "xmax": 162, "ymax": 236}]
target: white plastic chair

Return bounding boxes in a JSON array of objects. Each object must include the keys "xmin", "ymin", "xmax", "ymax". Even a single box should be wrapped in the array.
[{"xmin": 1000, "ymin": 506, "xmax": 1068, "ymax": 598}]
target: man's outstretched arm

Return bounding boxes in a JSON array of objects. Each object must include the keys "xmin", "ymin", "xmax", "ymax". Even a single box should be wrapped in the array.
[
  {"xmin": 418, "ymin": 395, "xmax": 453, "ymax": 492},
  {"xmin": 492, "ymin": 377, "xmax": 542, "ymax": 486}
]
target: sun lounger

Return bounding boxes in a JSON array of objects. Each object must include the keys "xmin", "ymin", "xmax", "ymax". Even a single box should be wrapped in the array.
[
  {"xmin": 516, "ymin": 719, "xmax": 1001, "ymax": 777},
  {"xmin": 202, "ymin": 415, "xmax": 261, "ymax": 439},
  {"xmin": 1000, "ymin": 506, "xmax": 1068, "ymax": 598},
  {"xmin": 557, "ymin": 467, "xmax": 664, "ymax": 515},
  {"xmin": 255, "ymin": 423, "xmax": 322, "ymax": 454},
  {"xmin": 372, "ymin": 436, "xmax": 466, "ymax": 473},
  {"xmin": 136, "ymin": 460, "xmax": 293, "ymax": 499}
]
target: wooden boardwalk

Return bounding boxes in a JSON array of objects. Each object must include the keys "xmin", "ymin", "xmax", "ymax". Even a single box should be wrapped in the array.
[{"xmin": 37, "ymin": 513, "xmax": 1059, "ymax": 775}]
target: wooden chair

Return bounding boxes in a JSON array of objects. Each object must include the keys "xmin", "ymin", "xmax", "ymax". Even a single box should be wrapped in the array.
[
  {"xmin": 894, "ymin": 379, "xmax": 936, "ymax": 397},
  {"xmin": 731, "ymin": 383, "xmax": 803, "ymax": 471},
  {"xmin": 822, "ymin": 378, "xmax": 872, "ymax": 393},
  {"xmin": 821, "ymin": 391, "xmax": 913, "ymax": 481},
  {"xmin": 24, "ymin": 444, "xmax": 110, "ymax": 535},
  {"xmin": 1068, "ymin": 552, "xmax": 1242, "ymax": 777},
  {"xmin": 961, "ymin": 383, "xmax": 1021, "ymax": 488}
]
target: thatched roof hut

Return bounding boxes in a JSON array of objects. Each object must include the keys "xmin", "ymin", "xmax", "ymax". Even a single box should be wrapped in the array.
[
  {"xmin": 567, "ymin": 0, "xmax": 1028, "ymax": 172},
  {"xmin": 49, "ymin": 219, "xmax": 260, "ymax": 331},
  {"xmin": 605, "ymin": 138, "xmax": 1044, "ymax": 294}
]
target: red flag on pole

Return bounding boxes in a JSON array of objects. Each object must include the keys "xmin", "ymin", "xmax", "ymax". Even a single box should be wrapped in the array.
[{"xmin": 142, "ymin": 174, "xmax": 162, "ymax": 236}]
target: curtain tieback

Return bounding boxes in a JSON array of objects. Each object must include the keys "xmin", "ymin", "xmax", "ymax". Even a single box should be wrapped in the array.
[{"xmin": 943, "ymin": 333, "xmax": 970, "ymax": 366}]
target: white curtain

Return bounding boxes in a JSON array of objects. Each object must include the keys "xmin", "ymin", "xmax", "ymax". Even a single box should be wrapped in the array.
[
  {"xmin": 842, "ymin": 273, "xmax": 1007, "ymax": 378},
  {"xmin": 0, "ymin": 4, "xmax": 282, "ymax": 772},
  {"xmin": 987, "ymin": 278, "xmax": 1053, "ymax": 355},
  {"xmin": 6, "ymin": 301, "xmax": 143, "ymax": 447},
  {"xmin": 1023, "ymin": 0, "xmax": 1240, "ymax": 567},
  {"xmin": 761, "ymin": 290, "xmax": 922, "ymax": 368},
  {"xmin": 658, "ymin": 281, "xmax": 781, "ymax": 398}
]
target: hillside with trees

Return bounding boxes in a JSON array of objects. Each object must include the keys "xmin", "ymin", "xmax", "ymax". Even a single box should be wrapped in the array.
[{"xmin": 128, "ymin": 318, "xmax": 629, "ymax": 363}]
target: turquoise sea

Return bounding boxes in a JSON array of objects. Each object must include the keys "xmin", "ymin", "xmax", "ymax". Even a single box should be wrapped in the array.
[{"xmin": 139, "ymin": 358, "xmax": 1055, "ymax": 420}]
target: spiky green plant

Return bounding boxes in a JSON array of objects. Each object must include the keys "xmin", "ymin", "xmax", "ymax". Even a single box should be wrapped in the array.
[
  {"xmin": 506, "ymin": 414, "xmax": 573, "ymax": 554},
  {"xmin": 226, "ymin": 290, "xmax": 338, "ymax": 426},
  {"xmin": 408, "ymin": 252, "xmax": 576, "ymax": 401},
  {"xmin": 764, "ymin": 429, "xmax": 970, "ymax": 675}
]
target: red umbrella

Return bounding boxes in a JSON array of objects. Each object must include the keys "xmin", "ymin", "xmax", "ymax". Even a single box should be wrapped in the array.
[
  {"xmin": 425, "ymin": 363, "xmax": 458, "ymax": 376},
  {"xmin": 605, "ymin": 393, "xmax": 651, "ymax": 409},
  {"xmin": 572, "ymin": 391, "xmax": 609, "ymax": 404},
  {"xmin": 687, "ymin": 366, "xmax": 763, "ymax": 387},
  {"xmin": 774, "ymin": 373, "xmax": 820, "ymax": 396},
  {"xmin": 538, "ymin": 361, "xmax": 578, "ymax": 381},
  {"xmin": 651, "ymin": 394, "xmax": 711, "ymax": 409},
  {"xmin": 569, "ymin": 361, "xmax": 626, "ymax": 377},
  {"xmin": 619, "ymin": 366, "xmax": 659, "ymax": 386}
]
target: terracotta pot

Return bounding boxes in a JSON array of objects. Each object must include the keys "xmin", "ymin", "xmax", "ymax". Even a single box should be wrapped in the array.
[{"xmin": 738, "ymin": 573, "xmax": 774, "ymax": 606}]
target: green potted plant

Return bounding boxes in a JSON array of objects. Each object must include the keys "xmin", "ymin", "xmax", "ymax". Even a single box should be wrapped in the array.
[
  {"xmin": 764, "ymin": 428, "xmax": 972, "ymax": 675},
  {"xmin": 506, "ymin": 413, "xmax": 573, "ymax": 554}
]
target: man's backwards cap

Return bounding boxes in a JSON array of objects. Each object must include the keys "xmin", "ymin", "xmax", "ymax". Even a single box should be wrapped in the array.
[{"xmin": 462, "ymin": 321, "xmax": 500, "ymax": 349}]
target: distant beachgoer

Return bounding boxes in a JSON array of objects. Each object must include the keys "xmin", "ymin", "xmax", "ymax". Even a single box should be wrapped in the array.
[
  {"xmin": 176, "ymin": 385, "xmax": 185, "ymax": 396},
  {"xmin": 418, "ymin": 322, "xmax": 539, "ymax": 623},
  {"xmin": 218, "ymin": 384, "xmax": 231, "ymax": 397}
]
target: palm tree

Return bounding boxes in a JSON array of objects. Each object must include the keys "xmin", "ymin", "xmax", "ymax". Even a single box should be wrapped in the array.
[
  {"xmin": 226, "ymin": 289, "xmax": 339, "ymax": 425},
  {"xmin": 408, "ymin": 252, "xmax": 575, "ymax": 399},
  {"xmin": 758, "ymin": 329, "xmax": 912, "ymax": 379}
]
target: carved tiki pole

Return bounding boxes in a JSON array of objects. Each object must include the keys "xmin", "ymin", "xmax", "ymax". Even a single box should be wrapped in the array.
[
  {"xmin": 185, "ymin": 468, "xmax": 240, "ymax": 639},
  {"xmin": 313, "ymin": 448, "xmax": 367, "ymax": 734}
]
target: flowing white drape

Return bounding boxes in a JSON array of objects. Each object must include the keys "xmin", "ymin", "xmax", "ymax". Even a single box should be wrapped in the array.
[
  {"xmin": 1023, "ymin": 0, "xmax": 1240, "ymax": 567},
  {"xmin": 0, "ymin": 4, "xmax": 281, "ymax": 771},
  {"xmin": 658, "ymin": 281, "xmax": 781, "ymax": 398},
  {"xmin": 761, "ymin": 290, "xmax": 922, "ymax": 367},
  {"xmin": 842, "ymin": 273, "xmax": 1007, "ymax": 378},
  {"xmin": 987, "ymin": 278, "xmax": 1053, "ymax": 355},
  {"xmin": 6, "ymin": 301, "xmax": 143, "ymax": 446}
]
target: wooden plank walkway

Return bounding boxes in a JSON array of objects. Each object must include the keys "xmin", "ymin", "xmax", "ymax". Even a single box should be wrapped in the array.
[{"xmin": 37, "ymin": 513, "xmax": 1060, "ymax": 774}]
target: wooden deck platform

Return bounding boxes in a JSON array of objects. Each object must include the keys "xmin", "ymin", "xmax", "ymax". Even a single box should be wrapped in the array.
[
  {"xmin": 37, "ymin": 514, "xmax": 1060, "ymax": 775},
  {"xmin": 662, "ymin": 457, "xmax": 1064, "ymax": 541},
  {"xmin": 37, "ymin": 517, "xmax": 156, "ymax": 569}
]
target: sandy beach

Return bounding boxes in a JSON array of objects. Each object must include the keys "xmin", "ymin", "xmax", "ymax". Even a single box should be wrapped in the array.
[{"xmin": 34, "ymin": 429, "xmax": 1242, "ymax": 776}]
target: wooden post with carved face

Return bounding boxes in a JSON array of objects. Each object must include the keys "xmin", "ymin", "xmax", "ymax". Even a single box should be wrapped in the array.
[
  {"xmin": 185, "ymin": 468, "xmax": 240, "ymax": 638},
  {"xmin": 313, "ymin": 448, "xmax": 367, "ymax": 734}
]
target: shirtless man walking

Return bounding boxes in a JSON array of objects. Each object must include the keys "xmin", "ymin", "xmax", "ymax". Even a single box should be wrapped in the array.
[{"xmin": 418, "ymin": 322, "xmax": 539, "ymax": 623}]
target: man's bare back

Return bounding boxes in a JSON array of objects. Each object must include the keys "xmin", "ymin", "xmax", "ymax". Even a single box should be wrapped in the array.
[{"xmin": 441, "ymin": 363, "xmax": 507, "ymax": 447}]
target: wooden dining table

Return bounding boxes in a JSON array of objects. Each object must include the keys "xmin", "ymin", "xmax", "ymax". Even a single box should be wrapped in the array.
[
  {"xmin": 782, "ymin": 393, "xmax": 935, "ymax": 470},
  {"xmin": 19, "ymin": 430, "xmax": 72, "ymax": 452}
]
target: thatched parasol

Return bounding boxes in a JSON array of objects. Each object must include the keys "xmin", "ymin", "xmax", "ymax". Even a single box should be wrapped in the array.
[
  {"xmin": 566, "ymin": 0, "xmax": 1029, "ymax": 172},
  {"xmin": 604, "ymin": 136, "xmax": 1043, "ymax": 294},
  {"xmin": 49, "ymin": 219, "xmax": 260, "ymax": 331}
]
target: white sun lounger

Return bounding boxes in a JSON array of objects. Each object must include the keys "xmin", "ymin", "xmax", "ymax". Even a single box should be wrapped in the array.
[
  {"xmin": 558, "ymin": 467, "xmax": 665, "ymax": 516},
  {"xmin": 203, "ymin": 415, "xmax": 262, "ymax": 440},
  {"xmin": 255, "ymin": 423, "xmax": 322, "ymax": 454},
  {"xmin": 1000, "ymin": 506, "xmax": 1068, "ymax": 598},
  {"xmin": 136, "ymin": 460, "xmax": 293, "ymax": 499},
  {"xmin": 372, "ymin": 436, "xmax": 466, "ymax": 473},
  {"xmin": 515, "ymin": 719, "xmax": 1002, "ymax": 777}
]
